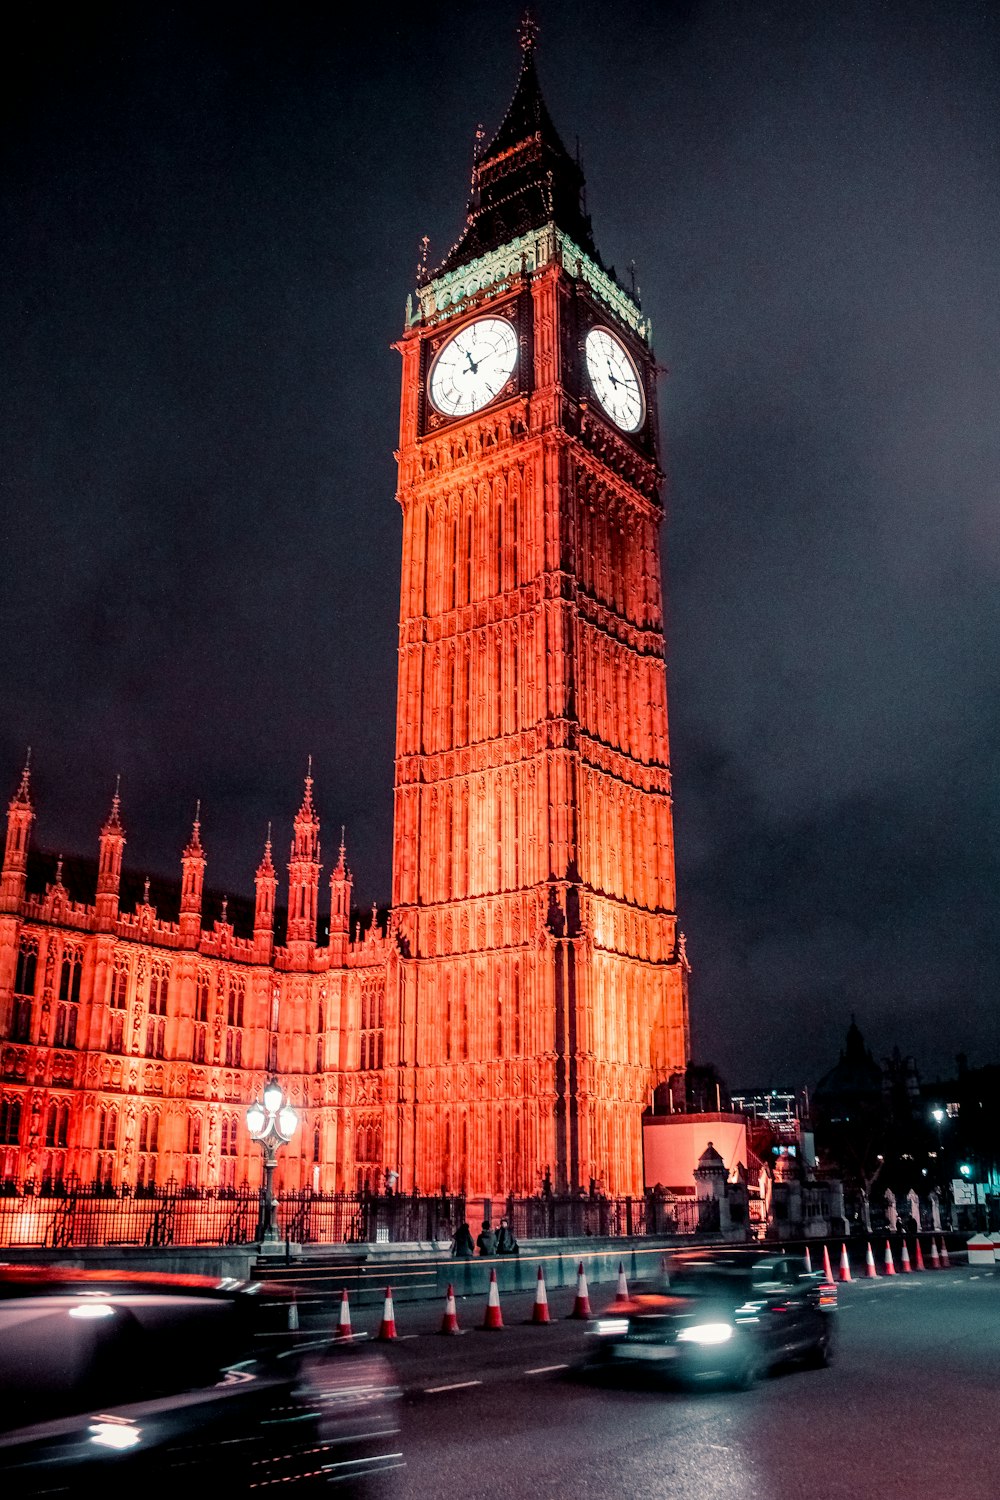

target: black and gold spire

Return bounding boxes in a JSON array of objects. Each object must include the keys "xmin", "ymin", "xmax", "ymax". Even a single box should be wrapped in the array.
[{"xmin": 436, "ymin": 17, "xmax": 597, "ymax": 275}]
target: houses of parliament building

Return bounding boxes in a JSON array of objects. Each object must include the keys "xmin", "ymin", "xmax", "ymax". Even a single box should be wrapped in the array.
[{"xmin": 0, "ymin": 27, "xmax": 689, "ymax": 1204}]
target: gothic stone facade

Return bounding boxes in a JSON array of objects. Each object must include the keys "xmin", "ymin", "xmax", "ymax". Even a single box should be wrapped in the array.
[
  {"xmin": 0, "ymin": 37, "xmax": 689, "ymax": 1203},
  {"xmin": 0, "ymin": 769, "xmax": 390, "ymax": 1197}
]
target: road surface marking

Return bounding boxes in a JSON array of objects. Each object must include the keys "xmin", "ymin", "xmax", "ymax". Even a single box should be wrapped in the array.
[
  {"xmin": 525, "ymin": 1364, "xmax": 568, "ymax": 1375},
  {"xmin": 424, "ymin": 1380, "xmax": 483, "ymax": 1394}
]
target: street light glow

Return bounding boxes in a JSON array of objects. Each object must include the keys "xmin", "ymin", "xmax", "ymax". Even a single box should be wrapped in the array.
[{"xmin": 263, "ymin": 1081, "xmax": 283, "ymax": 1114}]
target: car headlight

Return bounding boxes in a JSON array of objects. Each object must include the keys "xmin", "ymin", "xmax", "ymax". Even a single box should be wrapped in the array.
[
  {"xmin": 676, "ymin": 1322, "xmax": 735, "ymax": 1345},
  {"xmin": 90, "ymin": 1421, "xmax": 141, "ymax": 1450},
  {"xmin": 594, "ymin": 1318, "xmax": 630, "ymax": 1337}
]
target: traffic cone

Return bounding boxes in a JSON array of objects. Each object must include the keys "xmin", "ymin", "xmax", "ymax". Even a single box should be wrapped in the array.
[
  {"xmin": 569, "ymin": 1261, "xmax": 592, "ymax": 1319},
  {"xmin": 531, "ymin": 1265, "xmax": 551, "ymax": 1325},
  {"xmin": 377, "ymin": 1286, "xmax": 397, "ymax": 1341},
  {"xmin": 803, "ymin": 1246, "xmax": 812, "ymax": 1274},
  {"xmin": 611, "ymin": 1261, "xmax": 630, "ymax": 1306},
  {"xmin": 838, "ymin": 1243, "xmax": 852, "ymax": 1282},
  {"xmin": 288, "ymin": 1292, "xmax": 300, "ymax": 1331},
  {"xmin": 900, "ymin": 1241, "xmax": 912, "ymax": 1273},
  {"xmin": 483, "ymin": 1268, "xmax": 504, "ymax": 1330},
  {"xmin": 939, "ymin": 1237, "xmax": 950, "ymax": 1269},
  {"xmin": 865, "ymin": 1242, "xmax": 878, "ymax": 1278},
  {"xmin": 929, "ymin": 1238, "xmax": 941, "ymax": 1270},
  {"xmin": 884, "ymin": 1240, "xmax": 896, "ymax": 1275},
  {"xmin": 915, "ymin": 1239, "xmax": 926, "ymax": 1272},
  {"xmin": 335, "ymin": 1288, "xmax": 352, "ymax": 1339},
  {"xmin": 440, "ymin": 1283, "xmax": 461, "ymax": 1335},
  {"xmin": 822, "ymin": 1245, "xmax": 835, "ymax": 1284}
]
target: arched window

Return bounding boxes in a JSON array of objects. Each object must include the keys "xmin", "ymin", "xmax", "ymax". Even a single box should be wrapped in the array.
[
  {"xmin": 109, "ymin": 958, "xmax": 129, "ymax": 1009},
  {"xmin": 227, "ymin": 977, "xmax": 244, "ymax": 1028},
  {"xmin": 187, "ymin": 1115, "xmax": 202, "ymax": 1154},
  {"xmin": 14, "ymin": 941, "xmax": 37, "ymax": 997},
  {"xmin": 0, "ymin": 1097, "xmax": 22, "ymax": 1145},
  {"xmin": 196, "ymin": 971, "xmax": 210, "ymax": 1022},
  {"xmin": 59, "ymin": 949, "xmax": 82, "ymax": 1003},
  {"xmin": 98, "ymin": 1107, "xmax": 117, "ymax": 1151},
  {"xmin": 53, "ymin": 1003, "xmax": 77, "ymax": 1049},
  {"xmin": 149, "ymin": 965, "xmax": 169, "ymax": 1016},
  {"xmin": 11, "ymin": 995, "xmax": 32, "ymax": 1042}
]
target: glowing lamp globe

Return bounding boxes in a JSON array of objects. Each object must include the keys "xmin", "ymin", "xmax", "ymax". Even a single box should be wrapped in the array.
[
  {"xmin": 246, "ymin": 1105, "xmax": 266, "ymax": 1137},
  {"xmin": 278, "ymin": 1106, "xmax": 298, "ymax": 1140},
  {"xmin": 263, "ymin": 1081, "xmax": 283, "ymax": 1114}
]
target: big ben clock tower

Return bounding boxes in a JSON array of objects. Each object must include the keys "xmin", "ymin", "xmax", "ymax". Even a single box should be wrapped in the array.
[{"xmin": 389, "ymin": 20, "xmax": 689, "ymax": 1199}]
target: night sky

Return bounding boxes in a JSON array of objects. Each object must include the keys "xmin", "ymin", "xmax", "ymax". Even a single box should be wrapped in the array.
[{"xmin": 3, "ymin": 1, "xmax": 998, "ymax": 1089}]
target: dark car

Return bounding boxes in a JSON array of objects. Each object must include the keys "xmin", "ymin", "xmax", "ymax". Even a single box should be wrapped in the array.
[
  {"xmin": 586, "ymin": 1252, "xmax": 836, "ymax": 1389},
  {"xmin": 0, "ymin": 1266, "xmax": 400, "ymax": 1496}
]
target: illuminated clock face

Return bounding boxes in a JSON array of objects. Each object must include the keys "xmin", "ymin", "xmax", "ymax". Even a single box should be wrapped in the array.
[
  {"xmin": 428, "ymin": 317, "xmax": 519, "ymax": 418},
  {"xmin": 585, "ymin": 327, "xmax": 645, "ymax": 433}
]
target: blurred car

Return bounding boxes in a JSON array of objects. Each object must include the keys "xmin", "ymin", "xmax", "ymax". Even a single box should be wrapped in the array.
[
  {"xmin": 586, "ymin": 1251, "xmax": 836, "ymax": 1388},
  {"xmin": 0, "ymin": 1265, "xmax": 400, "ymax": 1496}
]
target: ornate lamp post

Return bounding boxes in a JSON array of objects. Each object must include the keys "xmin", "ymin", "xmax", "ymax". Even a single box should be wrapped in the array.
[{"xmin": 246, "ymin": 1079, "xmax": 298, "ymax": 1244}]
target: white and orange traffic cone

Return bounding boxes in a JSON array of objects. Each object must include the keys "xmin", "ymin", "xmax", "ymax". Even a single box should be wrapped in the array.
[
  {"xmin": 865, "ymin": 1242, "xmax": 878, "ymax": 1278},
  {"xmin": 929, "ymin": 1238, "xmax": 941, "ymax": 1270},
  {"xmin": 939, "ymin": 1237, "xmax": 950, "ymax": 1269},
  {"xmin": 531, "ymin": 1265, "xmax": 551, "ymax": 1325},
  {"xmin": 900, "ymin": 1241, "xmax": 912, "ymax": 1273},
  {"xmin": 288, "ymin": 1291, "xmax": 300, "ymax": 1331},
  {"xmin": 570, "ymin": 1261, "xmax": 592, "ymax": 1319},
  {"xmin": 884, "ymin": 1240, "xmax": 896, "ymax": 1275},
  {"xmin": 822, "ymin": 1245, "xmax": 835, "ymax": 1284},
  {"xmin": 914, "ymin": 1239, "xmax": 926, "ymax": 1272},
  {"xmin": 838, "ymin": 1243, "xmax": 852, "ymax": 1282},
  {"xmin": 803, "ymin": 1246, "xmax": 812, "ymax": 1274},
  {"xmin": 483, "ymin": 1268, "xmax": 504, "ymax": 1330},
  {"xmin": 377, "ymin": 1286, "xmax": 397, "ymax": 1341},
  {"xmin": 335, "ymin": 1288, "xmax": 352, "ymax": 1339},
  {"xmin": 611, "ymin": 1261, "xmax": 630, "ymax": 1307},
  {"xmin": 440, "ymin": 1283, "xmax": 461, "ymax": 1335}
]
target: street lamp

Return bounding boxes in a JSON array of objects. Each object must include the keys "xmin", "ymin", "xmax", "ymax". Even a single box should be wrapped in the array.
[
  {"xmin": 931, "ymin": 1107, "xmax": 945, "ymax": 1151},
  {"xmin": 246, "ymin": 1078, "xmax": 298, "ymax": 1243}
]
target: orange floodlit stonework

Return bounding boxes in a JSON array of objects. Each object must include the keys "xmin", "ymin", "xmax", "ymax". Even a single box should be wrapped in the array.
[{"xmin": 0, "ymin": 33, "xmax": 688, "ymax": 1202}]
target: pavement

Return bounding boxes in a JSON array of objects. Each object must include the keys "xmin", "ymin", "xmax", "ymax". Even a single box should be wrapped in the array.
[{"xmin": 334, "ymin": 1265, "xmax": 1000, "ymax": 1500}]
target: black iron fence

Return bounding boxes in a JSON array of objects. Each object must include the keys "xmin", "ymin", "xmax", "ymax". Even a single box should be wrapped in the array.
[{"xmin": 0, "ymin": 1181, "xmax": 710, "ymax": 1251}]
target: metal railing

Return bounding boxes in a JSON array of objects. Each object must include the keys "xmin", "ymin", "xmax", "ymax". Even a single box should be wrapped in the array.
[{"xmin": 0, "ymin": 1180, "xmax": 711, "ymax": 1251}]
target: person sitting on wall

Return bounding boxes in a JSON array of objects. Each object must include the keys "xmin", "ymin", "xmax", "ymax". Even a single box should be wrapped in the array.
[
  {"xmin": 476, "ymin": 1221, "xmax": 496, "ymax": 1256},
  {"xmin": 452, "ymin": 1220, "xmax": 475, "ymax": 1259},
  {"xmin": 495, "ymin": 1216, "xmax": 519, "ymax": 1256}
]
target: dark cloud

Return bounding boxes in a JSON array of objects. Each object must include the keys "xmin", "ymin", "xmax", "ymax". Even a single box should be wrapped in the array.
[{"xmin": 2, "ymin": 0, "xmax": 997, "ymax": 1085}]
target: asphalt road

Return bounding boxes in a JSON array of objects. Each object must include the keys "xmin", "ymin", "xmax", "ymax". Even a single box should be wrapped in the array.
[{"xmin": 352, "ymin": 1267, "xmax": 1000, "ymax": 1500}]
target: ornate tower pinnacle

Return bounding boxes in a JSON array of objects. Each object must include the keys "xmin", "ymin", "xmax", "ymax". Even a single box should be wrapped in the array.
[
  {"xmin": 328, "ymin": 825, "xmax": 352, "ymax": 967},
  {"xmin": 95, "ymin": 776, "xmax": 126, "ymax": 931},
  {"xmin": 254, "ymin": 822, "xmax": 278, "ymax": 960},
  {"xmin": 286, "ymin": 765, "xmax": 321, "ymax": 961},
  {"xmin": 0, "ymin": 752, "xmax": 34, "ymax": 913},
  {"xmin": 179, "ymin": 801, "xmax": 206, "ymax": 947}
]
